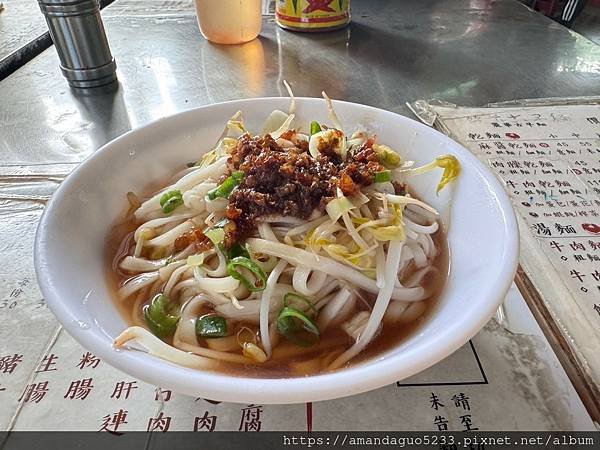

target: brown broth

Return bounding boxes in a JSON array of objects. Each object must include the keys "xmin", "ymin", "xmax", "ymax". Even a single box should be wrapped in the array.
[{"xmin": 105, "ymin": 172, "xmax": 449, "ymax": 378}]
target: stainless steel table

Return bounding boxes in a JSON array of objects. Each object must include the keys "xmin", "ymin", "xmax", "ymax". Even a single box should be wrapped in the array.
[
  {"xmin": 1, "ymin": 0, "xmax": 598, "ymax": 168},
  {"xmin": 1, "ymin": 0, "xmax": 599, "ymax": 431}
]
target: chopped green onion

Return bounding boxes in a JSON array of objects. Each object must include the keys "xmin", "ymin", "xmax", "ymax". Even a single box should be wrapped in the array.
[
  {"xmin": 325, "ymin": 195, "xmax": 356, "ymax": 222},
  {"xmin": 374, "ymin": 170, "xmax": 391, "ymax": 183},
  {"xmin": 227, "ymin": 256, "xmax": 267, "ymax": 292},
  {"xmin": 227, "ymin": 242, "xmax": 250, "ymax": 260},
  {"xmin": 159, "ymin": 190, "xmax": 183, "ymax": 214},
  {"xmin": 196, "ymin": 315, "xmax": 228, "ymax": 338},
  {"xmin": 310, "ymin": 121, "xmax": 322, "ymax": 135},
  {"xmin": 186, "ymin": 254, "xmax": 205, "ymax": 266},
  {"xmin": 207, "ymin": 171, "xmax": 244, "ymax": 201},
  {"xmin": 283, "ymin": 292, "xmax": 317, "ymax": 316},
  {"xmin": 276, "ymin": 306, "xmax": 320, "ymax": 347},
  {"xmin": 144, "ymin": 294, "xmax": 180, "ymax": 338}
]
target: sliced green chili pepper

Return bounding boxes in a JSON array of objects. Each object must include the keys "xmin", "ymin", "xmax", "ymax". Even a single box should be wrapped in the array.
[
  {"xmin": 207, "ymin": 171, "xmax": 245, "ymax": 201},
  {"xmin": 227, "ymin": 242, "xmax": 250, "ymax": 260},
  {"xmin": 276, "ymin": 306, "xmax": 320, "ymax": 347},
  {"xmin": 227, "ymin": 256, "xmax": 267, "ymax": 292},
  {"xmin": 374, "ymin": 170, "xmax": 391, "ymax": 183},
  {"xmin": 159, "ymin": 190, "xmax": 183, "ymax": 214},
  {"xmin": 310, "ymin": 121, "xmax": 321, "ymax": 136},
  {"xmin": 283, "ymin": 292, "xmax": 317, "ymax": 316},
  {"xmin": 196, "ymin": 315, "xmax": 228, "ymax": 338},
  {"xmin": 144, "ymin": 294, "xmax": 180, "ymax": 338}
]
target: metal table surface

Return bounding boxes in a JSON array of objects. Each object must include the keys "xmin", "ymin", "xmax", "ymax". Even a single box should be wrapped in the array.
[
  {"xmin": 0, "ymin": 0, "xmax": 47, "ymax": 63},
  {"xmin": 1, "ymin": 0, "xmax": 599, "ymax": 168},
  {"xmin": 0, "ymin": 0, "xmax": 599, "ymax": 431}
]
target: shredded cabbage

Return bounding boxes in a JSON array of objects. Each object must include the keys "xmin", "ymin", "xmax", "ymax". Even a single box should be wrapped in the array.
[
  {"xmin": 326, "ymin": 195, "xmax": 356, "ymax": 222},
  {"xmin": 407, "ymin": 154, "xmax": 461, "ymax": 193}
]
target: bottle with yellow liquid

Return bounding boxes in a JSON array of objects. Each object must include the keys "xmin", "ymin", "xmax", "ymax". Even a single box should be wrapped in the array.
[
  {"xmin": 195, "ymin": 0, "xmax": 262, "ymax": 44},
  {"xmin": 276, "ymin": 0, "xmax": 351, "ymax": 32}
]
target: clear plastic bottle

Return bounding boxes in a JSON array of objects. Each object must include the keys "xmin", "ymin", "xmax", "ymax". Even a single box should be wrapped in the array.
[{"xmin": 194, "ymin": 0, "xmax": 262, "ymax": 45}]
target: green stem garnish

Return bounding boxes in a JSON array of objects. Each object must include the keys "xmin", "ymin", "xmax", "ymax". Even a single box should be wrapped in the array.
[
  {"xmin": 196, "ymin": 315, "xmax": 228, "ymax": 338},
  {"xmin": 276, "ymin": 306, "xmax": 320, "ymax": 347},
  {"xmin": 207, "ymin": 171, "xmax": 244, "ymax": 200},
  {"xmin": 374, "ymin": 170, "xmax": 391, "ymax": 183},
  {"xmin": 159, "ymin": 190, "xmax": 183, "ymax": 214},
  {"xmin": 283, "ymin": 292, "xmax": 317, "ymax": 316},
  {"xmin": 227, "ymin": 242, "xmax": 250, "ymax": 260},
  {"xmin": 310, "ymin": 121, "xmax": 322, "ymax": 135},
  {"xmin": 144, "ymin": 294, "xmax": 180, "ymax": 338},
  {"xmin": 227, "ymin": 256, "xmax": 267, "ymax": 292}
]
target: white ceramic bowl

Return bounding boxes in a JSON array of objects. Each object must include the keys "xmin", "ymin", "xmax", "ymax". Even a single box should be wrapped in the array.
[{"xmin": 35, "ymin": 97, "xmax": 518, "ymax": 404}]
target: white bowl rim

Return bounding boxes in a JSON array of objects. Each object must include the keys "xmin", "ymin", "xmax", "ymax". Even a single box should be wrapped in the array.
[{"xmin": 34, "ymin": 96, "xmax": 519, "ymax": 404}]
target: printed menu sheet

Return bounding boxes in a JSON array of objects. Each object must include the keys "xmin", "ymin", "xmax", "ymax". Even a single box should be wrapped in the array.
[
  {"xmin": 410, "ymin": 98, "xmax": 600, "ymax": 421},
  {"xmin": 0, "ymin": 149, "xmax": 596, "ymax": 431}
]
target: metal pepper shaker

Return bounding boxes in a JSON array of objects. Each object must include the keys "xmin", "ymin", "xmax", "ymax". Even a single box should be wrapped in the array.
[{"xmin": 37, "ymin": 0, "xmax": 117, "ymax": 91}]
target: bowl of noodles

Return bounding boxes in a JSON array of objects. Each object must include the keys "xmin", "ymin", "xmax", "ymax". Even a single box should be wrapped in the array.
[{"xmin": 34, "ymin": 92, "xmax": 518, "ymax": 403}]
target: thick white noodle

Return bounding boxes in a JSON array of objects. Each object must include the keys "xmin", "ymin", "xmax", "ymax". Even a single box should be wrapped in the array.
[
  {"xmin": 202, "ymin": 250, "xmax": 228, "ymax": 277},
  {"xmin": 317, "ymin": 288, "xmax": 354, "ymax": 332},
  {"xmin": 158, "ymin": 260, "xmax": 187, "ymax": 281},
  {"xmin": 247, "ymin": 238, "xmax": 424, "ymax": 301},
  {"xmin": 134, "ymin": 234, "xmax": 145, "ymax": 257},
  {"xmin": 163, "ymin": 264, "xmax": 192, "ymax": 297},
  {"xmin": 173, "ymin": 296, "xmax": 251, "ymax": 364},
  {"xmin": 398, "ymin": 302, "xmax": 427, "ymax": 324},
  {"xmin": 182, "ymin": 182, "xmax": 216, "ymax": 211},
  {"xmin": 134, "ymin": 212, "xmax": 196, "ymax": 241},
  {"xmin": 341, "ymin": 311, "xmax": 370, "ymax": 341},
  {"xmin": 146, "ymin": 220, "xmax": 194, "ymax": 247},
  {"xmin": 131, "ymin": 287, "xmax": 149, "ymax": 327},
  {"xmin": 118, "ymin": 272, "xmax": 159, "ymax": 299},
  {"xmin": 292, "ymin": 267, "xmax": 328, "ymax": 297},
  {"xmin": 258, "ymin": 222, "xmax": 279, "ymax": 242},
  {"xmin": 193, "ymin": 269, "xmax": 240, "ymax": 294},
  {"xmin": 175, "ymin": 296, "xmax": 207, "ymax": 346},
  {"xmin": 404, "ymin": 217, "xmax": 439, "ymax": 235},
  {"xmin": 120, "ymin": 256, "xmax": 166, "ymax": 272},
  {"xmin": 416, "ymin": 233, "xmax": 435, "ymax": 259},
  {"xmin": 260, "ymin": 260, "xmax": 288, "ymax": 358},
  {"xmin": 205, "ymin": 197, "xmax": 227, "ymax": 214},
  {"xmin": 114, "ymin": 326, "xmax": 218, "ymax": 369},
  {"xmin": 383, "ymin": 300, "xmax": 410, "ymax": 323},
  {"xmin": 134, "ymin": 158, "xmax": 228, "ymax": 220},
  {"xmin": 408, "ymin": 243, "xmax": 428, "ymax": 268},
  {"xmin": 329, "ymin": 241, "xmax": 404, "ymax": 369}
]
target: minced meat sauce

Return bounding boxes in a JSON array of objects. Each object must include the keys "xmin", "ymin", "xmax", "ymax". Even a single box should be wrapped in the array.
[{"xmin": 222, "ymin": 132, "xmax": 393, "ymax": 246}]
